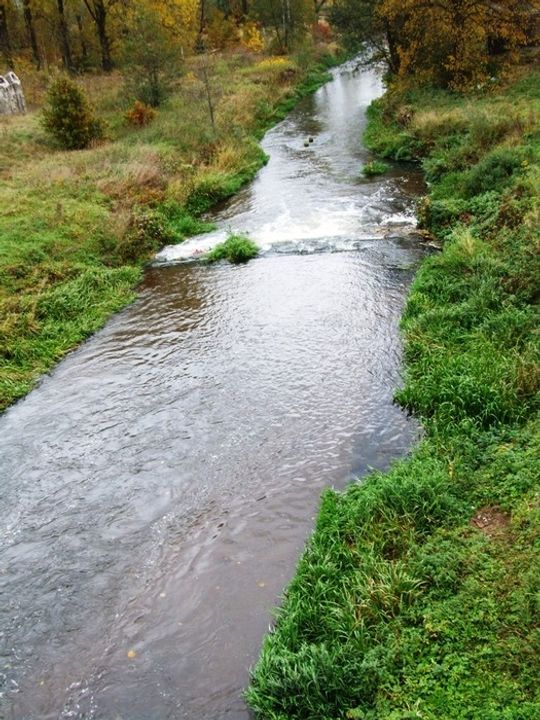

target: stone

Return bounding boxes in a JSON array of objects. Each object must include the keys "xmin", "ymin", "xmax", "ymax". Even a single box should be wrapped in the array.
[{"xmin": 0, "ymin": 71, "xmax": 26, "ymax": 115}]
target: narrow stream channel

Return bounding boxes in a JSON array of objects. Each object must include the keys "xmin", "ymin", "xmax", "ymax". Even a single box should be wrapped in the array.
[{"xmin": 1, "ymin": 63, "xmax": 427, "ymax": 720}]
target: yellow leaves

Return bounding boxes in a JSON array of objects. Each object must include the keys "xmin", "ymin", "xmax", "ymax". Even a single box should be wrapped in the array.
[
  {"xmin": 145, "ymin": 0, "xmax": 199, "ymax": 45},
  {"xmin": 240, "ymin": 22, "xmax": 265, "ymax": 54},
  {"xmin": 379, "ymin": 0, "xmax": 537, "ymax": 90}
]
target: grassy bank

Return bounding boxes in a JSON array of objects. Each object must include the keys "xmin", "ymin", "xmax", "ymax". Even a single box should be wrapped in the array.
[
  {"xmin": 0, "ymin": 50, "xmax": 338, "ymax": 412},
  {"xmin": 246, "ymin": 66, "xmax": 540, "ymax": 719}
]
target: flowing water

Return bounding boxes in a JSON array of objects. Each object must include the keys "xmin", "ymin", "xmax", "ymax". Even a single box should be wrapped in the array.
[{"xmin": 0, "ymin": 63, "xmax": 427, "ymax": 720}]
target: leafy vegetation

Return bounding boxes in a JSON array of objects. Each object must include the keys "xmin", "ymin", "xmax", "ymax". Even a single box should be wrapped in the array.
[
  {"xmin": 205, "ymin": 233, "xmax": 259, "ymax": 264},
  {"xmin": 247, "ymin": 66, "xmax": 540, "ymax": 719}
]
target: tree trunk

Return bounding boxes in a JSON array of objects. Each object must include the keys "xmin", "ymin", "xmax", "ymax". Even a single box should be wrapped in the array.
[
  {"xmin": 76, "ymin": 13, "xmax": 88, "ymax": 65},
  {"xmin": 314, "ymin": 0, "xmax": 328, "ymax": 17},
  {"xmin": 57, "ymin": 0, "xmax": 74, "ymax": 72},
  {"xmin": 96, "ymin": 1, "xmax": 112, "ymax": 71},
  {"xmin": 282, "ymin": 0, "xmax": 291, "ymax": 51},
  {"xmin": 0, "ymin": 1, "xmax": 14, "ymax": 69},
  {"xmin": 196, "ymin": 0, "xmax": 206, "ymax": 51},
  {"xmin": 384, "ymin": 21, "xmax": 400, "ymax": 75},
  {"xmin": 23, "ymin": 0, "xmax": 41, "ymax": 69}
]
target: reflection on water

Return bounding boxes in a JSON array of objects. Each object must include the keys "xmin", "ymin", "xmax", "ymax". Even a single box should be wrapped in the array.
[{"xmin": 0, "ymin": 63, "xmax": 426, "ymax": 720}]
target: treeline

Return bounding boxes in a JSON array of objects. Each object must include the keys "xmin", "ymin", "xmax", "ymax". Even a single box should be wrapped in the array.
[
  {"xmin": 0, "ymin": 0, "xmax": 332, "ymax": 73},
  {"xmin": 330, "ymin": 0, "xmax": 539, "ymax": 90}
]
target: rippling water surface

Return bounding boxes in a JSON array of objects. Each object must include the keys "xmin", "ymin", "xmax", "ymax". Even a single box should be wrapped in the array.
[{"xmin": 1, "ymin": 63, "xmax": 426, "ymax": 719}]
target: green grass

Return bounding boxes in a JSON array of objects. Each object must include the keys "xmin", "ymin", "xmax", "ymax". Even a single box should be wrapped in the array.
[
  {"xmin": 362, "ymin": 160, "xmax": 390, "ymax": 177},
  {"xmin": 205, "ymin": 233, "xmax": 260, "ymax": 264},
  {"xmin": 0, "ymin": 48, "xmax": 342, "ymax": 412},
  {"xmin": 246, "ymin": 66, "xmax": 540, "ymax": 719},
  {"xmin": 204, "ymin": 235, "xmax": 259, "ymax": 265}
]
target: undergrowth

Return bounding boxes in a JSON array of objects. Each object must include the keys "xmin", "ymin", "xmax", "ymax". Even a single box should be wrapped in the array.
[{"xmin": 247, "ymin": 66, "xmax": 540, "ymax": 720}]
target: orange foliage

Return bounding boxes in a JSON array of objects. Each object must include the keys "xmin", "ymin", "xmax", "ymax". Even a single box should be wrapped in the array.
[{"xmin": 379, "ymin": 0, "xmax": 539, "ymax": 90}]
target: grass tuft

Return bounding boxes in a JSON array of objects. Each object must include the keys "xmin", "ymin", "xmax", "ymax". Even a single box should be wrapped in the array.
[
  {"xmin": 362, "ymin": 160, "xmax": 389, "ymax": 177},
  {"xmin": 205, "ymin": 233, "xmax": 259, "ymax": 264}
]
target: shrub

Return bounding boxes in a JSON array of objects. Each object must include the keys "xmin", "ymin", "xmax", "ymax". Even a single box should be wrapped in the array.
[
  {"xmin": 116, "ymin": 211, "xmax": 175, "ymax": 263},
  {"xmin": 205, "ymin": 233, "xmax": 259, "ymax": 264},
  {"xmin": 124, "ymin": 100, "xmax": 156, "ymax": 128},
  {"xmin": 41, "ymin": 77, "xmax": 103, "ymax": 150},
  {"xmin": 464, "ymin": 147, "xmax": 526, "ymax": 198}
]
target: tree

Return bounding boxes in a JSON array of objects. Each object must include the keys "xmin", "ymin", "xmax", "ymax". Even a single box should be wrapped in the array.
[
  {"xmin": 0, "ymin": 0, "xmax": 14, "ymax": 68},
  {"xmin": 42, "ymin": 76, "xmax": 103, "ymax": 149},
  {"xmin": 23, "ymin": 0, "xmax": 42, "ymax": 68},
  {"xmin": 83, "ymin": 0, "xmax": 116, "ymax": 71},
  {"xmin": 330, "ymin": 0, "xmax": 401, "ymax": 73},
  {"xmin": 252, "ymin": 0, "xmax": 314, "ymax": 52},
  {"xmin": 56, "ymin": 0, "xmax": 75, "ymax": 71},
  {"xmin": 391, "ymin": 0, "xmax": 533, "ymax": 89},
  {"xmin": 148, "ymin": 0, "xmax": 199, "ymax": 49},
  {"xmin": 330, "ymin": 0, "xmax": 538, "ymax": 89},
  {"xmin": 121, "ymin": 6, "xmax": 183, "ymax": 106}
]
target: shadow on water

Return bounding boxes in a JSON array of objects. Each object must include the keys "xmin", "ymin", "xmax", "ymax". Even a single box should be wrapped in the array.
[{"xmin": 0, "ymin": 62, "xmax": 428, "ymax": 720}]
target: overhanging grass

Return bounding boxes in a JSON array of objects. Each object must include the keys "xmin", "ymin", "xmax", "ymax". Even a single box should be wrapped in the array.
[{"xmin": 247, "ymin": 66, "xmax": 540, "ymax": 719}]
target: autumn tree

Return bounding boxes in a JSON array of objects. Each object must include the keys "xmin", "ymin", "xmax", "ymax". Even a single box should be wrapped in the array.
[
  {"xmin": 392, "ymin": 0, "xmax": 535, "ymax": 89},
  {"xmin": 83, "ymin": 0, "xmax": 117, "ymax": 71},
  {"xmin": 329, "ymin": 0, "xmax": 402, "ymax": 73},
  {"xmin": 148, "ymin": 0, "xmax": 199, "ymax": 50},
  {"xmin": 121, "ymin": 5, "xmax": 184, "ymax": 106},
  {"xmin": 22, "ymin": 0, "xmax": 41, "ymax": 68},
  {"xmin": 56, "ymin": 0, "xmax": 75, "ymax": 71},
  {"xmin": 331, "ymin": 0, "xmax": 539, "ymax": 89},
  {"xmin": 251, "ymin": 0, "xmax": 314, "ymax": 52}
]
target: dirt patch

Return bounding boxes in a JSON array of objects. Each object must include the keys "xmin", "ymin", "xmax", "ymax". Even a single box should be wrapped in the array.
[{"xmin": 471, "ymin": 506, "xmax": 510, "ymax": 538}]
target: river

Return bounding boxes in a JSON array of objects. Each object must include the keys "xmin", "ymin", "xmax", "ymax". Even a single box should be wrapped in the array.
[{"xmin": 0, "ymin": 62, "xmax": 426, "ymax": 719}]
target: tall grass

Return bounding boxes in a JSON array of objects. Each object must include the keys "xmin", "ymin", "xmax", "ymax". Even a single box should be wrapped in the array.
[{"xmin": 247, "ymin": 66, "xmax": 540, "ymax": 719}]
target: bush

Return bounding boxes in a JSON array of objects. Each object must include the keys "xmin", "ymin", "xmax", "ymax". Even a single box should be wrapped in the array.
[
  {"xmin": 124, "ymin": 100, "xmax": 156, "ymax": 128},
  {"xmin": 464, "ymin": 147, "xmax": 526, "ymax": 198},
  {"xmin": 41, "ymin": 77, "xmax": 103, "ymax": 150},
  {"xmin": 116, "ymin": 211, "xmax": 175, "ymax": 263},
  {"xmin": 205, "ymin": 233, "xmax": 259, "ymax": 264}
]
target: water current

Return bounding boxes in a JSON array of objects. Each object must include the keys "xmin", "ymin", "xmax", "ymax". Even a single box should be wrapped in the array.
[{"xmin": 0, "ymin": 62, "xmax": 428, "ymax": 719}]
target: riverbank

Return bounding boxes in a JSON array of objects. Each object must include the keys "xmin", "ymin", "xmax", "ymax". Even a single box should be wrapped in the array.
[
  {"xmin": 247, "ymin": 66, "xmax": 540, "ymax": 718},
  {"xmin": 0, "ymin": 50, "xmax": 338, "ymax": 413}
]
